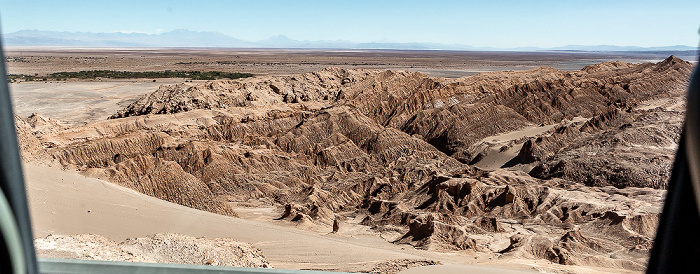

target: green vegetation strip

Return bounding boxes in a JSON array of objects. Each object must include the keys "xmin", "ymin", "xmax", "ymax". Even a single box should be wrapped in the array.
[{"xmin": 9, "ymin": 70, "xmax": 253, "ymax": 81}]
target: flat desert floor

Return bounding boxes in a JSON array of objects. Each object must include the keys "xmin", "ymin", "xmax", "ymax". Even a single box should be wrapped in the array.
[{"xmin": 7, "ymin": 46, "xmax": 696, "ymax": 77}]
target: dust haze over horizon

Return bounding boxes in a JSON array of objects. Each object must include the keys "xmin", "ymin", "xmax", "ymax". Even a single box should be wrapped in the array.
[{"xmin": 1, "ymin": 0, "xmax": 700, "ymax": 49}]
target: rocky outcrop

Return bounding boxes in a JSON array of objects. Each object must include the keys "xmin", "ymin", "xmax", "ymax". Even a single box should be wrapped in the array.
[
  {"xmin": 368, "ymin": 259, "xmax": 440, "ymax": 274},
  {"xmin": 110, "ymin": 67, "xmax": 378, "ymax": 118},
  {"xmin": 35, "ymin": 233, "xmax": 270, "ymax": 268},
  {"xmin": 395, "ymin": 214, "xmax": 480, "ymax": 251},
  {"xmin": 499, "ymin": 228, "xmax": 647, "ymax": 270},
  {"xmin": 15, "ymin": 113, "xmax": 69, "ymax": 162}
]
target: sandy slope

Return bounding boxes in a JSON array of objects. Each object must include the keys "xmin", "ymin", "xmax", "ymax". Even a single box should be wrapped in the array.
[
  {"xmin": 473, "ymin": 117, "xmax": 588, "ymax": 170},
  {"xmin": 24, "ymin": 163, "xmax": 517, "ymax": 272},
  {"xmin": 23, "ymin": 162, "xmax": 645, "ymax": 273}
]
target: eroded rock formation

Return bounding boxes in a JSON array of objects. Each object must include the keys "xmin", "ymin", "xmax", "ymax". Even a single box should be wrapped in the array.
[{"xmin": 18, "ymin": 56, "xmax": 693, "ymax": 271}]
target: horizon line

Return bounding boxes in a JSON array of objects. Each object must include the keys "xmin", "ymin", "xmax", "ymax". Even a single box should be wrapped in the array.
[{"xmin": 3, "ymin": 29, "xmax": 698, "ymax": 50}]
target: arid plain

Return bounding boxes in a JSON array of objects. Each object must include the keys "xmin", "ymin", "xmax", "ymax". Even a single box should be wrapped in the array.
[{"xmin": 8, "ymin": 47, "xmax": 697, "ymax": 273}]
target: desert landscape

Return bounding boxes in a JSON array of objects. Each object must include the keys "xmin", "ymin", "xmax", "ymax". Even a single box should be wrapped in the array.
[{"xmin": 8, "ymin": 47, "xmax": 696, "ymax": 273}]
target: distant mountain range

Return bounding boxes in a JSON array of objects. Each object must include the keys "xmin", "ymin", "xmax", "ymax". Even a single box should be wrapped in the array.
[{"xmin": 2, "ymin": 29, "xmax": 697, "ymax": 52}]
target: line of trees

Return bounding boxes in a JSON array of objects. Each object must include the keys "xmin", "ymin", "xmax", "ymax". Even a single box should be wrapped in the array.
[{"xmin": 9, "ymin": 70, "xmax": 254, "ymax": 82}]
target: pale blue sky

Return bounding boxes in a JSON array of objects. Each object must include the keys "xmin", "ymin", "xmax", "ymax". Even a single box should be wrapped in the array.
[{"xmin": 1, "ymin": 0, "xmax": 699, "ymax": 48}]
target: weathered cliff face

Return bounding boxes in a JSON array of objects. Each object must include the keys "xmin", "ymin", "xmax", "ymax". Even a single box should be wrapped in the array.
[
  {"xmin": 18, "ymin": 56, "xmax": 693, "ymax": 271},
  {"xmin": 526, "ymin": 105, "xmax": 682, "ymax": 189}
]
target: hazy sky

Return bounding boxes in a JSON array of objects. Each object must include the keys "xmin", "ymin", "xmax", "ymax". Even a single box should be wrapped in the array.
[{"xmin": 1, "ymin": 0, "xmax": 699, "ymax": 48}]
